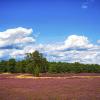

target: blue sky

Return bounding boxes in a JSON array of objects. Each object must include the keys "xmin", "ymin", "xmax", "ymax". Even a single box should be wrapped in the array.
[
  {"xmin": 0, "ymin": 0, "xmax": 100, "ymax": 43},
  {"xmin": 0, "ymin": 0, "xmax": 100, "ymax": 64}
]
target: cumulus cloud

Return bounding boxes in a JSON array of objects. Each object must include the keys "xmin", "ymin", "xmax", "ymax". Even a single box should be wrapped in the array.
[
  {"xmin": 0, "ymin": 27, "xmax": 100, "ymax": 64},
  {"xmin": 64, "ymin": 35, "xmax": 93, "ymax": 48},
  {"xmin": 0, "ymin": 27, "xmax": 35, "ymax": 59},
  {"xmin": 39, "ymin": 35, "xmax": 100, "ymax": 64},
  {"xmin": 0, "ymin": 27, "xmax": 35, "ymax": 48},
  {"xmin": 40, "ymin": 35, "xmax": 93, "ymax": 52}
]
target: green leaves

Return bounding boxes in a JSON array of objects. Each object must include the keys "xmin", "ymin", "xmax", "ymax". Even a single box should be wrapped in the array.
[{"xmin": 26, "ymin": 50, "xmax": 48, "ymax": 76}]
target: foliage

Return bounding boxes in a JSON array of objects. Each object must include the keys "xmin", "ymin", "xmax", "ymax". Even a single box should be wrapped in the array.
[
  {"xmin": 0, "ymin": 51, "xmax": 100, "ymax": 75},
  {"xmin": 48, "ymin": 62, "xmax": 100, "ymax": 73},
  {"xmin": 26, "ymin": 51, "xmax": 48, "ymax": 76},
  {"xmin": 34, "ymin": 65, "xmax": 40, "ymax": 77}
]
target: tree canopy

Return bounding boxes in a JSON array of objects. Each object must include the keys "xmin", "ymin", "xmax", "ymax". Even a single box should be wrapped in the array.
[{"xmin": 0, "ymin": 51, "xmax": 100, "ymax": 76}]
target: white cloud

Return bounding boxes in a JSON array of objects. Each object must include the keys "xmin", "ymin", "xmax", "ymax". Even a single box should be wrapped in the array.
[
  {"xmin": 81, "ymin": 0, "xmax": 95, "ymax": 9},
  {"xmin": 40, "ymin": 35, "xmax": 93, "ymax": 52},
  {"xmin": 39, "ymin": 35, "xmax": 100, "ymax": 64},
  {"xmin": 0, "ymin": 27, "xmax": 100, "ymax": 64},
  {"xmin": 64, "ymin": 35, "xmax": 93, "ymax": 48},
  {"xmin": 0, "ymin": 27, "xmax": 32, "ymax": 39},
  {"xmin": 14, "ymin": 37, "xmax": 35, "ymax": 44},
  {"xmin": 0, "ymin": 27, "xmax": 35, "ymax": 48},
  {"xmin": 0, "ymin": 27, "xmax": 35, "ymax": 59}
]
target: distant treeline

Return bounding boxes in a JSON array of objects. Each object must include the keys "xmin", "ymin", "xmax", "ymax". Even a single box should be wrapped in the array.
[{"xmin": 0, "ymin": 51, "xmax": 100, "ymax": 76}]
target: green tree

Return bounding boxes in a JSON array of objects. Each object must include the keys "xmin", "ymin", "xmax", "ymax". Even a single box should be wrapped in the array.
[
  {"xmin": 26, "ymin": 50, "xmax": 48, "ymax": 76},
  {"xmin": 7, "ymin": 58, "xmax": 16, "ymax": 73},
  {"xmin": 0, "ymin": 60, "xmax": 8, "ymax": 73}
]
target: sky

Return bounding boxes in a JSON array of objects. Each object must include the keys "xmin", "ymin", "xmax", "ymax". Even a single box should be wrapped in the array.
[{"xmin": 0, "ymin": 0, "xmax": 100, "ymax": 64}]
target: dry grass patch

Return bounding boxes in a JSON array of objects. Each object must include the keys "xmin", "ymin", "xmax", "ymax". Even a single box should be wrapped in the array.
[{"xmin": 13, "ymin": 74, "xmax": 100, "ymax": 79}]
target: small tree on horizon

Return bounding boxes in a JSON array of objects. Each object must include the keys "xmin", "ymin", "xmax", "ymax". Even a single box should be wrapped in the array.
[{"xmin": 26, "ymin": 50, "xmax": 48, "ymax": 77}]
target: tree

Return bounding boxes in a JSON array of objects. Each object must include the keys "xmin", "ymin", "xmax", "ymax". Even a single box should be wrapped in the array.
[
  {"xmin": 26, "ymin": 50, "xmax": 48, "ymax": 76},
  {"xmin": 15, "ymin": 60, "xmax": 27, "ymax": 73},
  {"xmin": 0, "ymin": 60, "xmax": 8, "ymax": 73},
  {"xmin": 7, "ymin": 58, "xmax": 16, "ymax": 73}
]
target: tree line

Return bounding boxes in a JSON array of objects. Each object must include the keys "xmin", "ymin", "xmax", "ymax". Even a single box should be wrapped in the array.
[{"xmin": 0, "ymin": 51, "xmax": 100, "ymax": 76}]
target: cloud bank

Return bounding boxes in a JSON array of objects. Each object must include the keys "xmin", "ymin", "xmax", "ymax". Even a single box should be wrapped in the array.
[
  {"xmin": 41, "ymin": 35, "xmax": 100, "ymax": 64},
  {"xmin": 0, "ymin": 27, "xmax": 100, "ymax": 64}
]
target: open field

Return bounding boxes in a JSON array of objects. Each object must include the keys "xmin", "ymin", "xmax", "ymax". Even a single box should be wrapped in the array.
[{"xmin": 0, "ymin": 73, "xmax": 100, "ymax": 100}]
